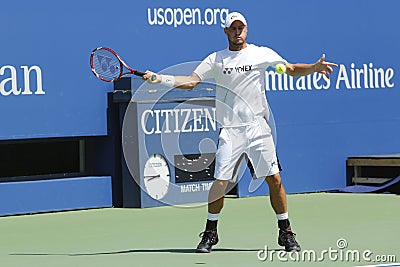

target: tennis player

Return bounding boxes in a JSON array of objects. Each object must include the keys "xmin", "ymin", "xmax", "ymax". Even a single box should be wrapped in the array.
[{"xmin": 143, "ymin": 11, "xmax": 337, "ymax": 253}]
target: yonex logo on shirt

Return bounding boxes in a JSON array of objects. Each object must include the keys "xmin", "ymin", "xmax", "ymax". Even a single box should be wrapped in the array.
[
  {"xmin": 223, "ymin": 65, "xmax": 252, "ymax": 75},
  {"xmin": 223, "ymin": 67, "xmax": 233, "ymax": 74}
]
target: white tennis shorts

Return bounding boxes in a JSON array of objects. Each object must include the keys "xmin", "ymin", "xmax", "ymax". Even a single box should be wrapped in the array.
[{"xmin": 214, "ymin": 117, "xmax": 279, "ymax": 181}]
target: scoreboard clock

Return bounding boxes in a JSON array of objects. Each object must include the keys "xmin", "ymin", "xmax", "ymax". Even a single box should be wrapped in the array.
[{"xmin": 143, "ymin": 153, "xmax": 171, "ymax": 200}]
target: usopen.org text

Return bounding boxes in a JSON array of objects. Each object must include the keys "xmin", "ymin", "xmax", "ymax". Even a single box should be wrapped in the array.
[{"xmin": 147, "ymin": 7, "xmax": 229, "ymax": 28}]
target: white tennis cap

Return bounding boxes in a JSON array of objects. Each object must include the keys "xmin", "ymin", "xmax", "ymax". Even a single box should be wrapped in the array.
[{"xmin": 224, "ymin": 12, "xmax": 247, "ymax": 28}]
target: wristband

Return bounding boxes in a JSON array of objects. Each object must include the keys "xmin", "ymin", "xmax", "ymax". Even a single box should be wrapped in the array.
[{"xmin": 161, "ymin": 75, "xmax": 175, "ymax": 87}]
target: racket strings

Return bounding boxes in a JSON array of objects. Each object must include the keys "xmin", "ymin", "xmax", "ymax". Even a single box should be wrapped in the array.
[{"xmin": 92, "ymin": 49, "xmax": 122, "ymax": 81}]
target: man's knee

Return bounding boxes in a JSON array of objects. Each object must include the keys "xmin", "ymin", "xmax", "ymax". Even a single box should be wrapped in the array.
[
  {"xmin": 208, "ymin": 180, "xmax": 228, "ymax": 203},
  {"xmin": 265, "ymin": 173, "xmax": 282, "ymax": 187},
  {"xmin": 210, "ymin": 180, "xmax": 229, "ymax": 194},
  {"xmin": 212, "ymin": 179, "xmax": 229, "ymax": 188}
]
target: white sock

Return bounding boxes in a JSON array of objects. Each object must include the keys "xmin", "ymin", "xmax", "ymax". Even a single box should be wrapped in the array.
[
  {"xmin": 207, "ymin": 212, "xmax": 220, "ymax": 221},
  {"xmin": 276, "ymin": 212, "xmax": 289, "ymax": 221}
]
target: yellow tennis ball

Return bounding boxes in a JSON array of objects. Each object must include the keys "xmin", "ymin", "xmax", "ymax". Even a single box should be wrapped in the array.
[{"xmin": 275, "ymin": 63, "xmax": 286, "ymax": 74}]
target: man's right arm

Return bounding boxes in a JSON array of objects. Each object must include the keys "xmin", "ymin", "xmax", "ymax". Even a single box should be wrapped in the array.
[
  {"xmin": 143, "ymin": 52, "xmax": 215, "ymax": 90},
  {"xmin": 142, "ymin": 71, "xmax": 201, "ymax": 90}
]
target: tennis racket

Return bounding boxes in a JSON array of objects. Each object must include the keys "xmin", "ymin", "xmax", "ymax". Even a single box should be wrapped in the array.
[{"xmin": 90, "ymin": 47, "xmax": 155, "ymax": 82}]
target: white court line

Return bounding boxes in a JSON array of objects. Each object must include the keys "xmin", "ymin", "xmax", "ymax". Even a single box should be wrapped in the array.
[{"xmin": 354, "ymin": 263, "xmax": 400, "ymax": 267}]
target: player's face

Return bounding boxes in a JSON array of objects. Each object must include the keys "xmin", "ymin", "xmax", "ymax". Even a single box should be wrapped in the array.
[{"xmin": 224, "ymin": 21, "xmax": 247, "ymax": 50}]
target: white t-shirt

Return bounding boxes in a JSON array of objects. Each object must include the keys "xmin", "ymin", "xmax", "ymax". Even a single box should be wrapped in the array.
[{"xmin": 194, "ymin": 43, "xmax": 286, "ymax": 127}]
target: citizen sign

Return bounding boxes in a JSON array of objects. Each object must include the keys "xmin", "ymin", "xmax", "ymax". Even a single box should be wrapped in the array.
[
  {"xmin": 0, "ymin": 65, "xmax": 45, "ymax": 96},
  {"xmin": 141, "ymin": 107, "xmax": 217, "ymax": 135}
]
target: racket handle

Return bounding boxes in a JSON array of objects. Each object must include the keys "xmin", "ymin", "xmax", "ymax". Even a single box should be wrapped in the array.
[
  {"xmin": 134, "ymin": 71, "xmax": 146, "ymax": 77},
  {"xmin": 134, "ymin": 71, "xmax": 157, "ymax": 81}
]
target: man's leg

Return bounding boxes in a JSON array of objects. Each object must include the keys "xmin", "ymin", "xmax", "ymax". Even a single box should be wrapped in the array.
[
  {"xmin": 265, "ymin": 173, "xmax": 301, "ymax": 252},
  {"xmin": 265, "ymin": 173, "xmax": 287, "ymax": 215},
  {"xmin": 195, "ymin": 180, "xmax": 228, "ymax": 253},
  {"xmin": 208, "ymin": 180, "xmax": 229, "ymax": 213}
]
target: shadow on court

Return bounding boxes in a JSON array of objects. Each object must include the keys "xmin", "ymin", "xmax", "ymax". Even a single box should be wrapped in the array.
[{"xmin": 9, "ymin": 247, "xmax": 271, "ymax": 256}]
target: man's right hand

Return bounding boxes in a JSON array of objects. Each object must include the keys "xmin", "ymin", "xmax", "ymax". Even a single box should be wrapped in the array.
[{"xmin": 142, "ymin": 71, "xmax": 161, "ymax": 83}]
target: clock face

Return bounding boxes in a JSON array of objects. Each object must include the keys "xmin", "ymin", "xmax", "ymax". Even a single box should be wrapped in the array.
[{"xmin": 143, "ymin": 153, "xmax": 170, "ymax": 200}]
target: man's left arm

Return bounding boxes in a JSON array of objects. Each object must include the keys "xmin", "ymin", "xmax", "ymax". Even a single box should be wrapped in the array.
[{"xmin": 285, "ymin": 54, "xmax": 338, "ymax": 79}]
